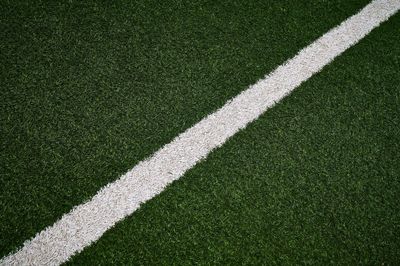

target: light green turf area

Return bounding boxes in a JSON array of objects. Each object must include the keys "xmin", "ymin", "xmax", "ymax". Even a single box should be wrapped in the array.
[
  {"xmin": 67, "ymin": 13, "xmax": 400, "ymax": 265},
  {"xmin": 0, "ymin": 0, "xmax": 372, "ymax": 257}
]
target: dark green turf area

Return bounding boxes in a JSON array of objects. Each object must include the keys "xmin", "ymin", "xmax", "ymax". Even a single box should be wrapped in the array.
[
  {"xmin": 67, "ymin": 13, "xmax": 400, "ymax": 265},
  {"xmin": 0, "ymin": 0, "xmax": 373, "ymax": 257}
]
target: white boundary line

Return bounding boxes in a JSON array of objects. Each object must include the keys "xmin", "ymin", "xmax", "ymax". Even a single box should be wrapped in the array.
[{"xmin": 2, "ymin": 0, "xmax": 399, "ymax": 265}]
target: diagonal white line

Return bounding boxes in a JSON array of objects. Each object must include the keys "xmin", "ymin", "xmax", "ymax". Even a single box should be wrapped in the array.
[{"xmin": 2, "ymin": 0, "xmax": 399, "ymax": 265}]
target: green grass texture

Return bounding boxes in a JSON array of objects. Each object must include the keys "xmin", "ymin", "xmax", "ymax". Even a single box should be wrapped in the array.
[
  {"xmin": 0, "ymin": 0, "xmax": 385, "ymax": 259},
  {"xmin": 67, "ymin": 12, "xmax": 400, "ymax": 265}
]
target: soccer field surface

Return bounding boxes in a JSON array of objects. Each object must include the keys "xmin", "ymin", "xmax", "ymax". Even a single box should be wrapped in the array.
[{"xmin": 1, "ymin": 0, "xmax": 400, "ymax": 264}]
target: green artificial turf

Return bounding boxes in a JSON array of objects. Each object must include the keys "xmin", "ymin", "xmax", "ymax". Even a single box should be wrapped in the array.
[
  {"xmin": 67, "ymin": 13, "xmax": 400, "ymax": 265},
  {"xmin": 0, "ymin": 0, "xmax": 372, "ymax": 257}
]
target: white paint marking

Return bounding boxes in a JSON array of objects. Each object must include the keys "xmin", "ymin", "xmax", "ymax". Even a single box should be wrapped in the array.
[{"xmin": 1, "ymin": 0, "xmax": 399, "ymax": 265}]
